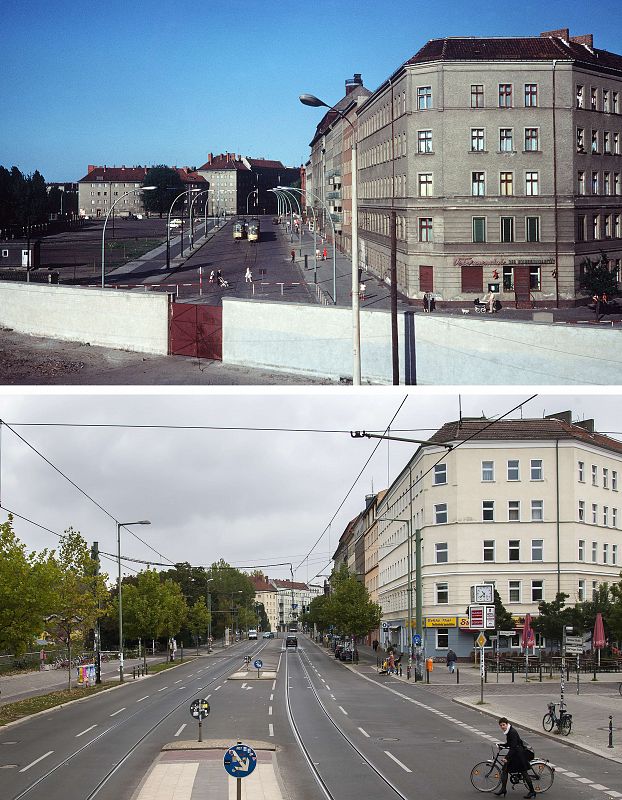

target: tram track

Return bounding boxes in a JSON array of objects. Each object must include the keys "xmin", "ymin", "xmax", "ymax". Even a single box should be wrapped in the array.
[
  {"xmin": 10, "ymin": 641, "xmax": 267, "ymax": 800},
  {"xmin": 285, "ymin": 646, "xmax": 410, "ymax": 800}
]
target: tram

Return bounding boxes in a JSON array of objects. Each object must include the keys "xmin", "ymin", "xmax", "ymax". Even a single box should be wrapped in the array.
[
  {"xmin": 247, "ymin": 218, "xmax": 260, "ymax": 243},
  {"xmin": 233, "ymin": 219, "xmax": 247, "ymax": 240}
]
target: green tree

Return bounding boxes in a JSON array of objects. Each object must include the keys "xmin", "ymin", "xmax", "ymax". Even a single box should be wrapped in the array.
[
  {"xmin": 607, "ymin": 573, "xmax": 622, "ymax": 646},
  {"xmin": 160, "ymin": 579, "xmax": 188, "ymax": 658},
  {"xmin": 305, "ymin": 594, "xmax": 332, "ymax": 633},
  {"xmin": 494, "ymin": 588, "xmax": 515, "ymax": 632},
  {"xmin": 532, "ymin": 592, "xmax": 576, "ymax": 651},
  {"xmin": 118, "ymin": 569, "xmax": 168, "ymax": 668},
  {"xmin": 327, "ymin": 564, "xmax": 381, "ymax": 640},
  {"xmin": 142, "ymin": 166, "xmax": 184, "ymax": 218},
  {"xmin": 186, "ymin": 597, "xmax": 211, "ymax": 653},
  {"xmin": 579, "ymin": 251, "xmax": 618, "ymax": 299},
  {"xmin": 0, "ymin": 515, "xmax": 57, "ymax": 657}
]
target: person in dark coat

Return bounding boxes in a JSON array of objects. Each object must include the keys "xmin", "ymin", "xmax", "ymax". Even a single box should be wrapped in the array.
[
  {"xmin": 494, "ymin": 718, "xmax": 535, "ymax": 798},
  {"xmin": 446, "ymin": 648, "xmax": 457, "ymax": 673}
]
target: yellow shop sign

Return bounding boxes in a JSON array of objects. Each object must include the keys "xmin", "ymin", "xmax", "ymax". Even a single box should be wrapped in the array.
[{"xmin": 425, "ymin": 617, "xmax": 457, "ymax": 627}]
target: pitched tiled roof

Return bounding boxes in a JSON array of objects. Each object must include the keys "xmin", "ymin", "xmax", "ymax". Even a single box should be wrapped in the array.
[
  {"xmin": 272, "ymin": 579, "xmax": 309, "ymax": 591},
  {"xmin": 175, "ymin": 167, "xmax": 207, "ymax": 183},
  {"xmin": 249, "ymin": 575, "xmax": 275, "ymax": 592},
  {"xmin": 79, "ymin": 166, "xmax": 148, "ymax": 183},
  {"xmin": 405, "ymin": 35, "xmax": 622, "ymax": 75},
  {"xmin": 197, "ymin": 155, "xmax": 249, "ymax": 171},
  {"xmin": 246, "ymin": 158, "xmax": 286, "ymax": 169},
  {"xmin": 429, "ymin": 416, "xmax": 622, "ymax": 455}
]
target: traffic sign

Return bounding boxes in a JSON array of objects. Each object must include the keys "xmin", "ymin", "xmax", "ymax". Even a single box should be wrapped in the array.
[
  {"xmin": 476, "ymin": 632, "xmax": 487, "ymax": 648},
  {"xmin": 485, "ymin": 605, "xmax": 496, "ymax": 630},
  {"xmin": 253, "ymin": 659, "xmax": 263, "ymax": 670},
  {"xmin": 223, "ymin": 743, "xmax": 257, "ymax": 778},
  {"xmin": 412, "ymin": 634, "xmax": 422, "ymax": 646},
  {"xmin": 382, "ymin": 621, "xmax": 389, "ymax": 630},
  {"xmin": 190, "ymin": 698, "xmax": 211, "ymax": 720}
]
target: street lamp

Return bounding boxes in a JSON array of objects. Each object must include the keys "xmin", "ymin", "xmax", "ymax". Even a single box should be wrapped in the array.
[
  {"xmin": 117, "ymin": 519, "xmax": 150, "ymax": 682},
  {"xmin": 246, "ymin": 189, "xmax": 258, "ymax": 215},
  {"xmin": 205, "ymin": 577, "xmax": 213, "ymax": 651},
  {"xmin": 300, "ymin": 92, "xmax": 360, "ymax": 384},
  {"xmin": 189, "ymin": 188, "xmax": 210, "ymax": 249},
  {"xmin": 101, "ymin": 187, "xmax": 156, "ymax": 287},
  {"xmin": 166, "ymin": 189, "xmax": 201, "ymax": 270}
]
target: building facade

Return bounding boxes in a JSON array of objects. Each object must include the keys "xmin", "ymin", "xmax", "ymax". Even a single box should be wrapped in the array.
[
  {"xmin": 305, "ymin": 30, "xmax": 622, "ymax": 306},
  {"xmin": 250, "ymin": 575, "xmax": 322, "ymax": 632},
  {"xmin": 374, "ymin": 410, "xmax": 622, "ymax": 657}
]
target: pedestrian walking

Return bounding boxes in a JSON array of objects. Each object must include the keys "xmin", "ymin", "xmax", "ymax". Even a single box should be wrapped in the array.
[
  {"xmin": 291, "ymin": 249, "xmax": 295, "ymax": 263},
  {"xmin": 494, "ymin": 718, "xmax": 536, "ymax": 798},
  {"xmin": 446, "ymin": 648, "xmax": 457, "ymax": 673},
  {"xmin": 423, "ymin": 293, "xmax": 429, "ymax": 312},
  {"xmin": 209, "ymin": 270, "xmax": 215, "ymax": 283},
  {"xmin": 429, "ymin": 294, "xmax": 436, "ymax": 312},
  {"xmin": 322, "ymin": 247, "xmax": 327, "ymax": 261},
  {"xmin": 245, "ymin": 267, "xmax": 253, "ymax": 283},
  {"xmin": 372, "ymin": 639, "xmax": 379, "ymax": 652}
]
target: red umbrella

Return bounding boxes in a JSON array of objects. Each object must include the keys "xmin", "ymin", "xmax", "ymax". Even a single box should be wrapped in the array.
[{"xmin": 593, "ymin": 612, "xmax": 606, "ymax": 667}]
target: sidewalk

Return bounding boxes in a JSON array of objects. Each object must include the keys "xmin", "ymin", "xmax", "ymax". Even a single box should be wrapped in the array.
[{"xmin": 346, "ymin": 642, "xmax": 622, "ymax": 764}]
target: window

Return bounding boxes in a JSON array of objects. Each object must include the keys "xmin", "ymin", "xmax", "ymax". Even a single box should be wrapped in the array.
[
  {"xmin": 592, "ymin": 541, "xmax": 598, "ymax": 562},
  {"xmin": 524, "ymin": 83, "xmax": 538, "ymax": 107},
  {"xmin": 614, "ymin": 91, "xmax": 619, "ymax": 113},
  {"xmin": 471, "ymin": 84, "xmax": 484, "ymax": 108},
  {"xmin": 592, "ymin": 171, "xmax": 599, "ymax": 194},
  {"xmin": 525, "ymin": 172, "xmax": 539, "ymax": 195},
  {"xmin": 507, "ymin": 460, "xmax": 520, "ymax": 481},
  {"xmin": 592, "ymin": 130, "xmax": 599, "ymax": 154},
  {"xmin": 577, "ymin": 127, "xmax": 585, "ymax": 152},
  {"xmin": 482, "ymin": 461, "xmax": 494, "ymax": 481},
  {"xmin": 604, "ymin": 507, "xmax": 609, "ymax": 527},
  {"xmin": 578, "ymin": 500, "xmax": 585, "ymax": 521},
  {"xmin": 483, "ymin": 540, "xmax": 495, "ymax": 561},
  {"xmin": 435, "ymin": 542, "xmax": 448, "ymax": 563},
  {"xmin": 604, "ymin": 89, "xmax": 610, "ymax": 113},
  {"xmin": 578, "ymin": 580, "xmax": 586, "ymax": 602},
  {"xmin": 531, "ymin": 500, "xmax": 544, "ymax": 522},
  {"xmin": 500, "ymin": 216, "xmax": 514, "ymax": 242},
  {"xmin": 509, "ymin": 540, "xmax": 520, "ymax": 561},
  {"xmin": 614, "ymin": 509, "xmax": 618, "ymax": 529},
  {"xmin": 578, "ymin": 460, "xmax": 585, "ymax": 482},
  {"xmin": 500, "ymin": 172, "xmax": 514, "ymax": 196},
  {"xmin": 418, "ymin": 173, "xmax": 433, "ymax": 196},
  {"xmin": 473, "ymin": 217, "xmax": 486, "ymax": 243},
  {"xmin": 419, "ymin": 218, "xmax": 433, "ymax": 242},
  {"xmin": 509, "ymin": 580, "xmax": 521, "ymax": 603},
  {"xmin": 472, "ymin": 171, "xmax": 485, "ymax": 196},
  {"xmin": 531, "ymin": 539, "xmax": 543, "ymax": 561},
  {"xmin": 531, "ymin": 580, "xmax": 543, "ymax": 601},
  {"xmin": 578, "ymin": 539, "xmax": 585, "ymax": 561},
  {"xmin": 603, "ymin": 468, "xmax": 609, "ymax": 489},
  {"xmin": 530, "ymin": 459, "xmax": 543, "ymax": 480},
  {"xmin": 508, "ymin": 500, "xmax": 520, "ymax": 521},
  {"xmin": 483, "ymin": 500, "xmax": 495, "ymax": 522},
  {"xmin": 592, "ymin": 504, "xmax": 598, "ymax": 524},
  {"xmin": 471, "ymin": 128, "xmax": 485, "ymax": 151},
  {"xmin": 578, "ymin": 171, "xmax": 586, "ymax": 195},
  {"xmin": 604, "ymin": 542, "xmax": 609, "ymax": 563},
  {"xmin": 417, "ymin": 86, "xmax": 432, "ymax": 110},
  {"xmin": 418, "ymin": 130, "xmax": 432, "ymax": 153},
  {"xmin": 524, "ymin": 128, "xmax": 539, "ymax": 151},
  {"xmin": 499, "ymin": 84, "xmax": 512, "ymax": 107},
  {"xmin": 592, "ymin": 581, "xmax": 598, "ymax": 600},
  {"xmin": 576, "ymin": 84, "xmax": 584, "ymax": 108},
  {"xmin": 434, "ymin": 503, "xmax": 448, "ymax": 524},
  {"xmin": 436, "ymin": 582, "xmax": 449, "ymax": 604},
  {"xmin": 434, "ymin": 464, "xmax": 447, "ymax": 485},
  {"xmin": 604, "ymin": 132, "xmax": 611, "ymax": 154},
  {"xmin": 436, "ymin": 628, "xmax": 449, "ymax": 649},
  {"xmin": 593, "ymin": 214, "xmax": 600, "ymax": 240},
  {"xmin": 500, "ymin": 128, "xmax": 513, "ymax": 152},
  {"xmin": 614, "ymin": 543, "xmax": 618, "ymax": 564},
  {"xmin": 591, "ymin": 88, "xmax": 598, "ymax": 110},
  {"xmin": 614, "ymin": 470, "xmax": 618, "ymax": 491},
  {"xmin": 526, "ymin": 217, "xmax": 540, "ymax": 242},
  {"xmin": 530, "ymin": 266, "xmax": 541, "ymax": 291},
  {"xmin": 592, "ymin": 464, "xmax": 598, "ymax": 486}
]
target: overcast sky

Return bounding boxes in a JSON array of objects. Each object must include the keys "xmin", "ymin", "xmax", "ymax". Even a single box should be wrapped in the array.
[
  {"xmin": 1, "ymin": 390, "xmax": 620, "ymax": 586},
  {"xmin": 3, "ymin": 0, "xmax": 621, "ymax": 181}
]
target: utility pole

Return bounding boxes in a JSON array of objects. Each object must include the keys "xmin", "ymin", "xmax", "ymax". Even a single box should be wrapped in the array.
[{"xmin": 91, "ymin": 541, "xmax": 102, "ymax": 684}]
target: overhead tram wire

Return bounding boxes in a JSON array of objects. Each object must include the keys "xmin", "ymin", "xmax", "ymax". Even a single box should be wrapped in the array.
[
  {"xmin": 5, "ymin": 422, "xmax": 439, "ymax": 435},
  {"xmin": 0, "ymin": 418, "xmax": 177, "ymax": 568}
]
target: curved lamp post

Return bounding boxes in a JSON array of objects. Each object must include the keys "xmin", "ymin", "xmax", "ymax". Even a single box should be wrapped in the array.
[
  {"xmin": 167, "ymin": 189, "xmax": 200, "ymax": 270},
  {"xmin": 279, "ymin": 188, "xmax": 303, "ymax": 247},
  {"xmin": 269, "ymin": 189, "xmax": 294, "ymax": 240},
  {"xmin": 246, "ymin": 189, "xmax": 258, "ymax": 215},
  {"xmin": 189, "ymin": 188, "xmax": 210, "ymax": 249},
  {"xmin": 101, "ymin": 186, "xmax": 156, "ymax": 288},
  {"xmin": 118, "ymin": 519, "xmax": 150, "ymax": 682},
  {"xmin": 300, "ymin": 92, "xmax": 361, "ymax": 384}
]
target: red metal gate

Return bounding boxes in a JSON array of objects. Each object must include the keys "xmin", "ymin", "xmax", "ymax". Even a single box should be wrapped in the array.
[
  {"xmin": 169, "ymin": 303, "xmax": 222, "ymax": 359},
  {"xmin": 513, "ymin": 266, "xmax": 532, "ymax": 308}
]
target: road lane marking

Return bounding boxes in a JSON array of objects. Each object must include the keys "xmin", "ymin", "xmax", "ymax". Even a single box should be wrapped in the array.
[
  {"xmin": 384, "ymin": 751, "xmax": 412, "ymax": 773},
  {"xmin": 268, "ymin": 724, "xmax": 274, "ymax": 737},
  {"xmin": 575, "ymin": 778, "xmax": 594, "ymax": 784},
  {"xmin": 174, "ymin": 724, "xmax": 186, "ymax": 737},
  {"xmin": 175, "ymin": 679, "xmax": 182, "ymax": 684},
  {"xmin": 177, "ymin": 686, "xmax": 186, "ymax": 690},
  {"xmin": 19, "ymin": 752, "xmax": 53, "ymax": 772},
  {"xmin": 269, "ymin": 706, "xmax": 273, "ymax": 715},
  {"xmin": 136, "ymin": 695, "xmax": 149, "ymax": 702},
  {"xmin": 76, "ymin": 725, "xmax": 97, "ymax": 737},
  {"xmin": 358, "ymin": 727, "xmax": 370, "ymax": 738},
  {"xmin": 272, "ymin": 680, "xmax": 276, "ymax": 690},
  {"xmin": 157, "ymin": 687, "xmax": 168, "ymax": 692},
  {"xmin": 325, "ymin": 685, "xmax": 331, "ymax": 690},
  {"xmin": 215, "ymin": 685, "xmax": 222, "ymax": 691},
  {"xmin": 270, "ymin": 693, "xmax": 273, "ymax": 701},
  {"xmin": 110, "ymin": 707, "xmax": 126, "ymax": 716},
  {"xmin": 338, "ymin": 706, "xmax": 348, "ymax": 715}
]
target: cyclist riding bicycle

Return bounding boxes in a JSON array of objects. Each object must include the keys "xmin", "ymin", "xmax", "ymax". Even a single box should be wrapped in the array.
[{"xmin": 494, "ymin": 717, "xmax": 536, "ymax": 798}]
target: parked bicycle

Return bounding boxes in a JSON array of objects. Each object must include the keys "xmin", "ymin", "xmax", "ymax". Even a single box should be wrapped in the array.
[
  {"xmin": 542, "ymin": 701, "xmax": 572, "ymax": 736},
  {"xmin": 471, "ymin": 744, "xmax": 555, "ymax": 793}
]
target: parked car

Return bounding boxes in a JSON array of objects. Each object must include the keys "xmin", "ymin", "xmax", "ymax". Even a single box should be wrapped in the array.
[
  {"xmin": 340, "ymin": 647, "xmax": 353, "ymax": 662},
  {"xmin": 262, "ymin": 631, "xmax": 275, "ymax": 638},
  {"xmin": 285, "ymin": 635, "xmax": 298, "ymax": 649},
  {"xmin": 334, "ymin": 643, "xmax": 344, "ymax": 659}
]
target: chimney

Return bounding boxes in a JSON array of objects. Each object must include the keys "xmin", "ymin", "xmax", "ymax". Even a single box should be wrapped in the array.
[
  {"xmin": 575, "ymin": 419, "xmax": 595, "ymax": 434},
  {"xmin": 345, "ymin": 73, "xmax": 363, "ymax": 95},
  {"xmin": 87, "ymin": 164, "xmax": 96, "ymax": 174},
  {"xmin": 208, "ymin": 153, "xmax": 213, "ymax": 164},
  {"xmin": 571, "ymin": 33, "xmax": 594, "ymax": 48},
  {"xmin": 540, "ymin": 28, "xmax": 570, "ymax": 40}
]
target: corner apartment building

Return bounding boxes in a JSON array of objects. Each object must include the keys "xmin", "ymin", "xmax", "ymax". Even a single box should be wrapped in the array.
[
  {"xmin": 77, "ymin": 165, "xmax": 205, "ymax": 218},
  {"xmin": 369, "ymin": 410, "xmax": 622, "ymax": 658},
  {"xmin": 249, "ymin": 575, "xmax": 322, "ymax": 632},
  {"xmin": 306, "ymin": 29, "xmax": 622, "ymax": 306}
]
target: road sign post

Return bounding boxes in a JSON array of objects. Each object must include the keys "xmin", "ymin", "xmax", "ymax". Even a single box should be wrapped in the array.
[
  {"xmin": 253, "ymin": 658, "xmax": 263, "ymax": 678},
  {"xmin": 190, "ymin": 698, "xmax": 210, "ymax": 742},
  {"xmin": 224, "ymin": 742, "xmax": 257, "ymax": 800},
  {"xmin": 476, "ymin": 631, "xmax": 487, "ymax": 703}
]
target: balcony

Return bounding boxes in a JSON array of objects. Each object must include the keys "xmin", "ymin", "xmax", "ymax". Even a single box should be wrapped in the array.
[
  {"xmin": 326, "ymin": 190, "xmax": 342, "ymax": 200},
  {"xmin": 330, "ymin": 212, "xmax": 343, "ymax": 224}
]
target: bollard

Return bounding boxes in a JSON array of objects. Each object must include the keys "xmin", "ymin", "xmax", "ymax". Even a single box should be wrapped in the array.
[
  {"xmin": 456, "ymin": 667, "xmax": 460, "ymax": 685},
  {"xmin": 399, "ymin": 664, "xmax": 402, "ymax": 677},
  {"xmin": 593, "ymin": 663, "xmax": 597, "ymax": 681},
  {"xmin": 426, "ymin": 666, "xmax": 430, "ymax": 684},
  {"xmin": 609, "ymin": 716, "xmax": 614, "ymax": 748},
  {"xmin": 407, "ymin": 665, "xmax": 411, "ymax": 680},
  {"xmin": 511, "ymin": 665, "xmax": 515, "ymax": 683},
  {"xmin": 485, "ymin": 667, "xmax": 488, "ymax": 683},
  {"xmin": 304, "ymin": 254, "xmax": 308, "ymax": 270},
  {"xmin": 567, "ymin": 664, "xmax": 570, "ymax": 681},
  {"xmin": 132, "ymin": 667, "xmax": 136, "ymax": 680}
]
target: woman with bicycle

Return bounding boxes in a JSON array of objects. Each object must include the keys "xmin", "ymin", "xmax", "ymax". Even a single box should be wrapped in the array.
[{"xmin": 494, "ymin": 718, "xmax": 536, "ymax": 799}]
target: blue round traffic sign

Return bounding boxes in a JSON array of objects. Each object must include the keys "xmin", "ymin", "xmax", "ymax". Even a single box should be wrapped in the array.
[
  {"xmin": 223, "ymin": 743, "xmax": 257, "ymax": 778},
  {"xmin": 253, "ymin": 659, "xmax": 263, "ymax": 670},
  {"xmin": 412, "ymin": 634, "xmax": 421, "ymax": 646}
]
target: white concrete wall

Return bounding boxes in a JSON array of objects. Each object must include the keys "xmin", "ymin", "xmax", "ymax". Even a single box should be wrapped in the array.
[
  {"xmin": 222, "ymin": 298, "xmax": 405, "ymax": 383},
  {"xmin": 413, "ymin": 316, "xmax": 622, "ymax": 384},
  {"xmin": 0, "ymin": 282, "xmax": 169, "ymax": 355}
]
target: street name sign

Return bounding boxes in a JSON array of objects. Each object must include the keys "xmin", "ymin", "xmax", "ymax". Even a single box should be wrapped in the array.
[{"xmin": 223, "ymin": 743, "xmax": 257, "ymax": 778}]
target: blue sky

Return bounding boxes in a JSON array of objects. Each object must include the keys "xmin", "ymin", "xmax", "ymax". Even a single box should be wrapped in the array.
[{"xmin": 2, "ymin": 0, "xmax": 621, "ymax": 182}]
